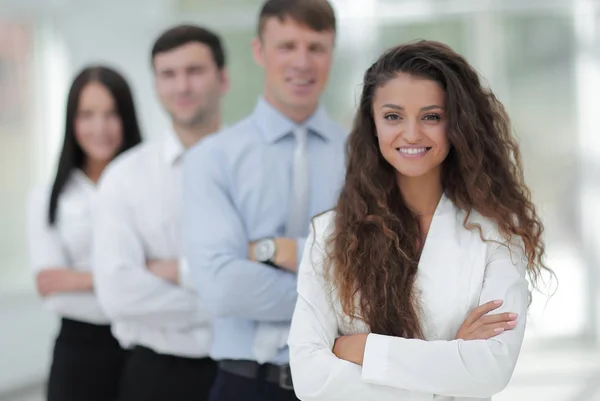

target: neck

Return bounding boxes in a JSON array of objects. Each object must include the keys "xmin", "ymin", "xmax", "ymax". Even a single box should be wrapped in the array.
[
  {"xmin": 397, "ymin": 168, "xmax": 443, "ymax": 215},
  {"xmin": 263, "ymin": 92, "xmax": 317, "ymax": 124},
  {"xmin": 173, "ymin": 113, "xmax": 221, "ymax": 149},
  {"xmin": 83, "ymin": 159, "xmax": 108, "ymax": 183}
]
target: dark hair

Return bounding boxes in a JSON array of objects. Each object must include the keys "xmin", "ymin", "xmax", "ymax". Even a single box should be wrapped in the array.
[
  {"xmin": 258, "ymin": 0, "xmax": 336, "ymax": 37},
  {"xmin": 151, "ymin": 24, "xmax": 226, "ymax": 70},
  {"xmin": 326, "ymin": 40, "xmax": 549, "ymax": 339},
  {"xmin": 48, "ymin": 66, "xmax": 142, "ymax": 225}
]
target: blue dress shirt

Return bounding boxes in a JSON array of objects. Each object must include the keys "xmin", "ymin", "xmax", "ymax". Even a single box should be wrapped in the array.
[{"xmin": 182, "ymin": 97, "xmax": 347, "ymax": 364}]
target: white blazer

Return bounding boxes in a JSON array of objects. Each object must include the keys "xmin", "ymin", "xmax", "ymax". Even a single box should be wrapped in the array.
[{"xmin": 288, "ymin": 194, "xmax": 529, "ymax": 401}]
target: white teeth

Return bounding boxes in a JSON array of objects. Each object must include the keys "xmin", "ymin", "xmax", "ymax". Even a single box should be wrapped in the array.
[
  {"xmin": 399, "ymin": 147, "xmax": 427, "ymax": 155},
  {"xmin": 289, "ymin": 79, "xmax": 311, "ymax": 85}
]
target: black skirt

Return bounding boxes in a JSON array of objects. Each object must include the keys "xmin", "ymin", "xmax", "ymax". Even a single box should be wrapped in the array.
[{"xmin": 47, "ymin": 317, "xmax": 128, "ymax": 401}]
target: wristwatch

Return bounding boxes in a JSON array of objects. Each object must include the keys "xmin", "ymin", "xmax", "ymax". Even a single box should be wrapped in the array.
[{"xmin": 253, "ymin": 238, "xmax": 277, "ymax": 265}]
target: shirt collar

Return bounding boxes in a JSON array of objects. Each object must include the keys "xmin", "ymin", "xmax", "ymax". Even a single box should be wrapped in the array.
[
  {"xmin": 72, "ymin": 168, "xmax": 96, "ymax": 188},
  {"xmin": 163, "ymin": 129, "xmax": 187, "ymax": 166},
  {"xmin": 252, "ymin": 96, "xmax": 334, "ymax": 143}
]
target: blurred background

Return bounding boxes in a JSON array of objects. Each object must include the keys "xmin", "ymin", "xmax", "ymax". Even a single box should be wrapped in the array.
[{"xmin": 1, "ymin": 0, "xmax": 599, "ymax": 400}]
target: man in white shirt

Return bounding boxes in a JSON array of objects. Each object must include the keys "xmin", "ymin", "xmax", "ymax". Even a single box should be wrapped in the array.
[{"xmin": 93, "ymin": 25, "xmax": 228, "ymax": 401}]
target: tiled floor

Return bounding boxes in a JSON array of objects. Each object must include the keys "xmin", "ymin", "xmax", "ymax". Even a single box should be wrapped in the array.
[{"xmin": 3, "ymin": 343, "xmax": 599, "ymax": 401}]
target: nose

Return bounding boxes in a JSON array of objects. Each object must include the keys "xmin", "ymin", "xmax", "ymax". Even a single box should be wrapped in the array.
[
  {"xmin": 403, "ymin": 119, "xmax": 421, "ymax": 143},
  {"xmin": 91, "ymin": 115, "xmax": 110, "ymax": 136},
  {"xmin": 292, "ymin": 47, "xmax": 311, "ymax": 71},
  {"xmin": 174, "ymin": 73, "xmax": 190, "ymax": 93}
]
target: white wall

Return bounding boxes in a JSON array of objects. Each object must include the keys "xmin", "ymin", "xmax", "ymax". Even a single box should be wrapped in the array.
[{"xmin": 0, "ymin": 2, "xmax": 175, "ymax": 393}]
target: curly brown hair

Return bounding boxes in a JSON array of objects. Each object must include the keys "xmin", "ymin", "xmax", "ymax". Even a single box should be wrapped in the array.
[{"xmin": 325, "ymin": 40, "xmax": 548, "ymax": 339}]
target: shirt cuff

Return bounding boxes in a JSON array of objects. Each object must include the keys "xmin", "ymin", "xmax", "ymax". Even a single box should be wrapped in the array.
[
  {"xmin": 361, "ymin": 333, "xmax": 391, "ymax": 384},
  {"xmin": 178, "ymin": 257, "xmax": 196, "ymax": 291}
]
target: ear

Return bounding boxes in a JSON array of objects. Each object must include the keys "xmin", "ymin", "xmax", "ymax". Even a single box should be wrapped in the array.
[
  {"xmin": 219, "ymin": 68, "xmax": 230, "ymax": 95},
  {"xmin": 153, "ymin": 74, "xmax": 160, "ymax": 97},
  {"xmin": 252, "ymin": 36, "xmax": 266, "ymax": 68}
]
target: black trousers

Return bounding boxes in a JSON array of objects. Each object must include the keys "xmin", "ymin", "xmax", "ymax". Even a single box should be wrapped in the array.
[
  {"xmin": 209, "ymin": 369, "xmax": 299, "ymax": 401},
  {"xmin": 47, "ymin": 318, "xmax": 128, "ymax": 401},
  {"xmin": 118, "ymin": 345, "xmax": 217, "ymax": 401}
]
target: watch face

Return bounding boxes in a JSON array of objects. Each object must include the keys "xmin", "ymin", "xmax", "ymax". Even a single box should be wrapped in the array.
[{"xmin": 255, "ymin": 239, "xmax": 276, "ymax": 262}]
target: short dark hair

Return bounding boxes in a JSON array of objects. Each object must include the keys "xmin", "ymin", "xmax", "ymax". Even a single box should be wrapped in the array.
[
  {"xmin": 151, "ymin": 24, "xmax": 226, "ymax": 70},
  {"xmin": 258, "ymin": 0, "xmax": 336, "ymax": 37}
]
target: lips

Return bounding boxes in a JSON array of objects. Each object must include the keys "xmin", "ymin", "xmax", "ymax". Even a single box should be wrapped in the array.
[
  {"xmin": 287, "ymin": 77, "xmax": 314, "ymax": 85},
  {"xmin": 397, "ymin": 147, "xmax": 432, "ymax": 158},
  {"xmin": 175, "ymin": 98, "xmax": 195, "ymax": 107},
  {"xmin": 90, "ymin": 136, "xmax": 115, "ymax": 146},
  {"xmin": 399, "ymin": 147, "xmax": 427, "ymax": 155},
  {"xmin": 286, "ymin": 77, "xmax": 316, "ymax": 94}
]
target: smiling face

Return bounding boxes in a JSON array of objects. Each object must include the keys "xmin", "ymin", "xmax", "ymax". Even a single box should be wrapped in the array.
[
  {"xmin": 74, "ymin": 81, "xmax": 124, "ymax": 165},
  {"xmin": 154, "ymin": 42, "xmax": 227, "ymax": 128},
  {"xmin": 372, "ymin": 72, "xmax": 450, "ymax": 183},
  {"xmin": 252, "ymin": 16, "xmax": 334, "ymax": 122}
]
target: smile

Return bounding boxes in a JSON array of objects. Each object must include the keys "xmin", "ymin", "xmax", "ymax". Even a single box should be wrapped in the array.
[
  {"xmin": 286, "ymin": 78, "xmax": 316, "ymax": 87},
  {"xmin": 397, "ymin": 147, "xmax": 432, "ymax": 158}
]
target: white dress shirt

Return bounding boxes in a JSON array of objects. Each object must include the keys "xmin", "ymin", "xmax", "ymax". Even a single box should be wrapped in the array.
[
  {"xmin": 27, "ymin": 170, "xmax": 109, "ymax": 324},
  {"xmin": 92, "ymin": 131, "xmax": 211, "ymax": 358},
  {"xmin": 288, "ymin": 194, "xmax": 530, "ymax": 401}
]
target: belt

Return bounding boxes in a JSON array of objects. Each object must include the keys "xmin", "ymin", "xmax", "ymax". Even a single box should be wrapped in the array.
[{"xmin": 218, "ymin": 359, "xmax": 294, "ymax": 391}]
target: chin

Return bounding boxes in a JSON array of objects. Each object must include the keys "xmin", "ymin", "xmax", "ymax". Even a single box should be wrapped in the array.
[
  {"xmin": 91, "ymin": 148, "xmax": 119, "ymax": 162},
  {"xmin": 393, "ymin": 166, "xmax": 432, "ymax": 179},
  {"xmin": 174, "ymin": 114, "xmax": 200, "ymax": 126},
  {"xmin": 287, "ymin": 95, "xmax": 319, "ymax": 110},
  {"xmin": 398, "ymin": 172, "xmax": 427, "ymax": 179}
]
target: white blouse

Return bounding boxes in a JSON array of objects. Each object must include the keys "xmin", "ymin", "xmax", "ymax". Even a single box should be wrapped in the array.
[
  {"xmin": 288, "ymin": 194, "xmax": 529, "ymax": 401},
  {"xmin": 27, "ymin": 170, "xmax": 109, "ymax": 324}
]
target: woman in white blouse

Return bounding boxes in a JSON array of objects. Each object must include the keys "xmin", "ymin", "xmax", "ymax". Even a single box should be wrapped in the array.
[
  {"xmin": 27, "ymin": 66, "xmax": 142, "ymax": 401},
  {"xmin": 288, "ymin": 40, "xmax": 551, "ymax": 401}
]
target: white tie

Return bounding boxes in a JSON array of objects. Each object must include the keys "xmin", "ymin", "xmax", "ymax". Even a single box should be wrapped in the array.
[
  {"xmin": 287, "ymin": 126, "xmax": 309, "ymax": 237},
  {"xmin": 252, "ymin": 127, "xmax": 310, "ymax": 364}
]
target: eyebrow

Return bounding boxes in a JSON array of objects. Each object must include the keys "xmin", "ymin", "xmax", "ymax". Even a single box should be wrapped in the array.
[{"xmin": 381, "ymin": 104, "xmax": 445, "ymax": 111}]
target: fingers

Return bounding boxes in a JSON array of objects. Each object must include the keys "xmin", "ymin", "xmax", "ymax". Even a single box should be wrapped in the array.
[
  {"xmin": 472, "ymin": 320, "xmax": 518, "ymax": 340},
  {"xmin": 479, "ymin": 312, "xmax": 518, "ymax": 326},
  {"xmin": 37, "ymin": 273, "xmax": 58, "ymax": 297},
  {"xmin": 459, "ymin": 319, "xmax": 519, "ymax": 341},
  {"xmin": 463, "ymin": 300, "xmax": 504, "ymax": 327},
  {"xmin": 470, "ymin": 312, "xmax": 518, "ymax": 332},
  {"xmin": 37, "ymin": 271, "xmax": 50, "ymax": 281},
  {"xmin": 36, "ymin": 276, "xmax": 48, "ymax": 295},
  {"xmin": 37, "ymin": 281, "xmax": 52, "ymax": 297}
]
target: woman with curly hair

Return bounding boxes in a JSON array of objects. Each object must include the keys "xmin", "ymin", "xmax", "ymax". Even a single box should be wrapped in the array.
[{"xmin": 288, "ymin": 40, "xmax": 549, "ymax": 401}]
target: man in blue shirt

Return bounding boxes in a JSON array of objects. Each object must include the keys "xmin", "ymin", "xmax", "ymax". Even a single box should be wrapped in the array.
[{"xmin": 182, "ymin": 1, "xmax": 345, "ymax": 400}]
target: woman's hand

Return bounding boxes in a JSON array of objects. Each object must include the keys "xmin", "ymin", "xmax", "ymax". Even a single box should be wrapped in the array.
[
  {"xmin": 333, "ymin": 333, "xmax": 369, "ymax": 365},
  {"xmin": 332, "ymin": 300, "xmax": 516, "ymax": 365},
  {"xmin": 456, "ymin": 300, "xmax": 518, "ymax": 340},
  {"xmin": 36, "ymin": 269, "xmax": 93, "ymax": 297}
]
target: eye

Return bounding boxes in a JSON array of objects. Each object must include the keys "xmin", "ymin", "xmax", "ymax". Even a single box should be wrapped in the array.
[
  {"xmin": 279, "ymin": 42, "xmax": 295, "ymax": 51},
  {"xmin": 423, "ymin": 114, "xmax": 441, "ymax": 121},
  {"xmin": 309, "ymin": 44, "xmax": 326, "ymax": 53},
  {"xmin": 160, "ymin": 71, "xmax": 175, "ymax": 79},
  {"xmin": 189, "ymin": 66, "xmax": 205, "ymax": 75},
  {"xmin": 77, "ymin": 110, "xmax": 93, "ymax": 119},
  {"xmin": 384, "ymin": 113, "xmax": 401, "ymax": 121}
]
